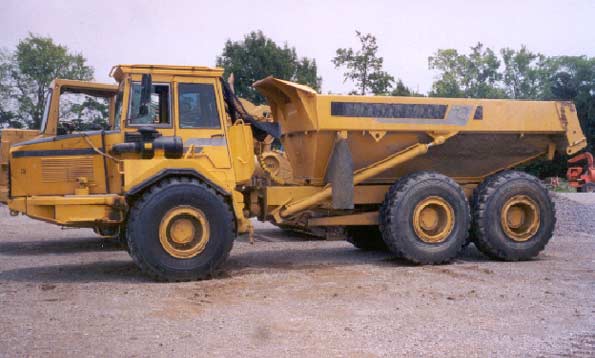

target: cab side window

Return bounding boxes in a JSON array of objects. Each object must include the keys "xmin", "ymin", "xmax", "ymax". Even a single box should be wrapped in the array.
[
  {"xmin": 178, "ymin": 83, "xmax": 221, "ymax": 128},
  {"xmin": 128, "ymin": 82, "xmax": 171, "ymax": 126}
]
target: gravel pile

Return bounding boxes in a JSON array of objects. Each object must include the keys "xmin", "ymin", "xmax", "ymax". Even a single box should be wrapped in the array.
[{"xmin": 552, "ymin": 193, "xmax": 595, "ymax": 236}]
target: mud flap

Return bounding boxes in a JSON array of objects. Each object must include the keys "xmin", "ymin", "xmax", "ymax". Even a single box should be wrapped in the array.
[{"xmin": 324, "ymin": 138, "xmax": 354, "ymax": 209}]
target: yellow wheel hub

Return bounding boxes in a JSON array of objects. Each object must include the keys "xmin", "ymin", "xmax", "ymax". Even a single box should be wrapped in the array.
[
  {"xmin": 159, "ymin": 206, "xmax": 210, "ymax": 259},
  {"xmin": 413, "ymin": 196, "xmax": 455, "ymax": 243},
  {"xmin": 170, "ymin": 218, "xmax": 195, "ymax": 244},
  {"xmin": 500, "ymin": 195, "xmax": 540, "ymax": 242}
]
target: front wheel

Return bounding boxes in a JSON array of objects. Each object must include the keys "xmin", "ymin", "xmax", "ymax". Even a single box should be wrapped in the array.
[{"xmin": 127, "ymin": 178, "xmax": 235, "ymax": 282}]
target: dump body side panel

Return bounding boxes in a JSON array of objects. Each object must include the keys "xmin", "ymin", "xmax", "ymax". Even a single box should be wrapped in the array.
[{"xmin": 254, "ymin": 78, "xmax": 587, "ymax": 186}]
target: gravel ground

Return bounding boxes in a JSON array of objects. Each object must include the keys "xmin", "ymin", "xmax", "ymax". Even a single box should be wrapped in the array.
[
  {"xmin": 0, "ymin": 193, "xmax": 594, "ymax": 357},
  {"xmin": 552, "ymin": 193, "xmax": 595, "ymax": 236}
]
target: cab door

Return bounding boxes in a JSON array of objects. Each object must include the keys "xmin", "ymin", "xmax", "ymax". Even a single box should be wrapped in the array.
[{"xmin": 173, "ymin": 76, "xmax": 231, "ymax": 169}]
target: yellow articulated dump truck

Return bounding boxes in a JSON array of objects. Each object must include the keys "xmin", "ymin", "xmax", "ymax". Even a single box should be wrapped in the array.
[{"xmin": 0, "ymin": 64, "xmax": 587, "ymax": 281}]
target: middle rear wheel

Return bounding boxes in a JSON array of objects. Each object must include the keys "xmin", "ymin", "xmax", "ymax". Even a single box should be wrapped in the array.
[
  {"xmin": 345, "ymin": 226, "xmax": 388, "ymax": 251},
  {"xmin": 380, "ymin": 171, "xmax": 470, "ymax": 264}
]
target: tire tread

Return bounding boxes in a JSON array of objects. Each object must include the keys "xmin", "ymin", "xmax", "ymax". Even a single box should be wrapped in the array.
[
  {"xmin": 379, "ymin": 171, "xmax": 470, "ymax": 264},
  {"xmin": 127, "ymin": 177, "xmax": 235, "ymax": 282},
  {"xmin": 472, "ymin": 170, "xmax": 555, "ymax": 261}
]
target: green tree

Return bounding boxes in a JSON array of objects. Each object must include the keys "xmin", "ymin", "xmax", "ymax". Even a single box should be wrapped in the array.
[
  {"xmin": 547, "ymin": 56, "xmax": 595, "ymax": 149},
  {"xmin": 333, "ymin": 31, "xmax": 395, "ymax": 95},
  {"xmin": 0, "ymin": 49, "xmax": 20, "ymax": 128},
  {"xmin": 1, "ymin": 34, "xmax": 94, "ymax": 129},
  {"xmin": 216, "ymin": 30, "xmax": 321, "ymax": 105},
  {"xmin": 428, "ymin": 43, "xmax": 504, "ymax": 98},
  {"xmin": 390, "ymin": 79, "xmax": 423, "ymax": 97},
  {"xmin": 428, "ymin": 43, "xmax": 594, "ymax": 178},
  {"xmin": 61, "ymin": 95, "xmax": 111, "ymax": 131},
  {"xmin": 500, "ymin": 46, "xmax": 547, "ymax": 99},
  {"xmin": 427, "ymin": 48, "xmax": 464, "ymax": 97}
]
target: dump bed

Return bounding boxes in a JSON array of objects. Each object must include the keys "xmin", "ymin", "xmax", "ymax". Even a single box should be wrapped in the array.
[{"xmin": 254, "ymin": 77, "xmax": 586, "ymax": 185}]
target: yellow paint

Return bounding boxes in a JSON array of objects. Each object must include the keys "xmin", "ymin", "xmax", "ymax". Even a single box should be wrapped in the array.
[
  {"xmin": 8, "ymin": 194, "xmax": 124, "ymax": 226},
  {"xmin": 0, "ymin": 129, "xmax": 40, "ymax": 203},
  {"xmin": 227, "ymin": 123, "xmax": 256, "ymax": 184},
  {"xmin": 308, "ymin": 211, "xmax": 379, "ymax": 226},
  {"xmin": 122, "ymin": 159, "xmax": 233, "ymax": 193},
  {"xmin": 159, "ymin": 206, "xmax": 210, "ymax": 259},
  {"xmin": 412, "ymin": 196, "xmax": 455, "ymax": 243},
  {"xmin": 265, "ymin": 185, "xmax": 390, "ymax": 207},
  {"xmin": 500, "ymin": 195, "xmax": 540, "ymax": 242}
]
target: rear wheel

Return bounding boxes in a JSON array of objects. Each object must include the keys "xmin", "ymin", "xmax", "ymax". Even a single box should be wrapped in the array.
[
  {"xmin": 380, "ymin": 171, "xmax": 470, "ymax": 264},
  {"xmin": 345, "ymin": 226, "xmax": 388, "ymax": 251},
  {"xmin": 127, "ymin": 178, "xmax": 235, "ymax": 282},
  {"xmin": 472, "ymin": 171, "xmax": 555, "ymax": 261}
]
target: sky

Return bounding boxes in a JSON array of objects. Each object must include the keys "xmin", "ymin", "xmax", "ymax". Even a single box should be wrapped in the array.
[{"xmin": 1, "ymin": 0, "xmax": 593, "ymax": 94}]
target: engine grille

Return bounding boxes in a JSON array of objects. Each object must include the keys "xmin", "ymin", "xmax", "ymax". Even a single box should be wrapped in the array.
[{"xmin": 41, "ymin": 157, "xmax": 94, "ymax": 183}]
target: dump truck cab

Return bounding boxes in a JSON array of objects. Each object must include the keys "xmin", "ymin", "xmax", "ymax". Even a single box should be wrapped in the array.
[{"xmin": 5, "ymin": 65, "xmax": 255, "ymax": 237}]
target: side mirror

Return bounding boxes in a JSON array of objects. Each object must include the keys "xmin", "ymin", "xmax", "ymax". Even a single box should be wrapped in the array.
[{"xmin": 138, "ymin": 74, "xmax": 152, "ymax": 116}]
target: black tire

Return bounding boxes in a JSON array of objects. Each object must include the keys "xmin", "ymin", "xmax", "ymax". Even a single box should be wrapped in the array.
[
  {"xmin": 471, "ymin": 171, "xmax": 555, "ymax": 261},
  {"xmin": 579, "ymin": 183, "xmax": 595, "ymax": 193},
  {"xmin": 117, "ymin": 225, "xmax": 130, "ymax": 252},
  {"xmin": 345, "ymin": 226, "xmax": 388, "ymax": 251},
  {"xmin": 127, "ymin": 177, "xmax": 235, "ymax": 282},
  {"xmin": 379, "ymin": 171, "xmax": 470, "ymax": 264}
]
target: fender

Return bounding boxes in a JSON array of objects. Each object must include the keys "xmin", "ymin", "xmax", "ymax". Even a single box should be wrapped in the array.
[
  {"xmin": 124, "ymin": 167, "xmax": 253, "ymax": 235},
  {"xmin": 126, "ymin": 168, "xmax": 230, "ymax": 198}
]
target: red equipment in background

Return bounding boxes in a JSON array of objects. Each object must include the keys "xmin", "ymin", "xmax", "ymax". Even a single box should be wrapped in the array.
[{"xmin": 567, "ymin": 152, "xmax": 595, "ymax": 192}]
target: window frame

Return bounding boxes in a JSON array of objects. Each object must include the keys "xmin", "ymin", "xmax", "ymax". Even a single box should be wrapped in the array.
[
  {"xmin": 177, "ymin": 82, "xmax": 222, "ymax": 130},
  {"xmin": 112, "ymin": 81, "xmax": 125, "ymax": 130},
  {"xmin": 39, "ymin": 89, "xmax": 53, "ymax": 134},
  {"xmin": 126, "ymin": 80, "xmax": 173, "ymax": 129}
]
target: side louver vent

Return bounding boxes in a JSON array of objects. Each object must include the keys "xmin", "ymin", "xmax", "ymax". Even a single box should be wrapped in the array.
[{"xmin": 41, "ymin": 157, "xmax": 94, "ymax": 183}]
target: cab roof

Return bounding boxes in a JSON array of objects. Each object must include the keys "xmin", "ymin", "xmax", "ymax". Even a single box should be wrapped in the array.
[{"xmin": 110, "ymin": 64, "xmax": 224, "ymax": 81}]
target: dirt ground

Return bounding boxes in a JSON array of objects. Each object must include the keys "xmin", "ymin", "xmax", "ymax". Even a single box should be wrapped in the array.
[{"xmin": 0, "ymin": 194, "xmax": 594, "ymax": 357}]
